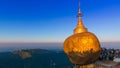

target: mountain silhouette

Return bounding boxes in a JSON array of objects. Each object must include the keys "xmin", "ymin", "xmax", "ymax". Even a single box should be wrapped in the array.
[{"xmin": 0, "ymin": 49, "xmax": 72, "ymax": 68}]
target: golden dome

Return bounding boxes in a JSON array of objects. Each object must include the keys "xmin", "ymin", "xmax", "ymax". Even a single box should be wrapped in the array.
[{"xmin": 63, "ymin": 2, "xmax": 101, "ymax": 65}]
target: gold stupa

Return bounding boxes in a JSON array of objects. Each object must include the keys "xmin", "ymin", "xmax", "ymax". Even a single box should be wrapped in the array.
[{"xmin": 63, "ymin": 2, "xmax": 101, "ymax": 65}]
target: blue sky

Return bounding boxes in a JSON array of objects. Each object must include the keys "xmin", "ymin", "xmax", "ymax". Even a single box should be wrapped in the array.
[{"xmin": 0, "ymin": 0, "xmax": 120, "ymax": 43}]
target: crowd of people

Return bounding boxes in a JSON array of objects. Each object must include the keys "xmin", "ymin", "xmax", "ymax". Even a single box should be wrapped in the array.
[{"xmin": 99, "ymin": 48, "xmax": 120, "ymax": 61}]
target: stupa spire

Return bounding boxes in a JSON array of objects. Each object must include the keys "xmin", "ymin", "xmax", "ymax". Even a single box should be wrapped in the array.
[
  {"xmin": 74, "ymin": 2, "xmax": 88, "ymax": 34},
  {"xmin": 64, "ymin": 1, "xmax": 101, "ymax": 66}
]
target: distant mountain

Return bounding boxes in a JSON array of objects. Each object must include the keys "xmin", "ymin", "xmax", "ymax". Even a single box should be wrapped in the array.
[
  {"xmin": 0, "ymin": 49, "xmax": 73, "ymax": 68},
  {"xmin": 0, "ymin": 48, "xmax": 120, "ymax": 68}
]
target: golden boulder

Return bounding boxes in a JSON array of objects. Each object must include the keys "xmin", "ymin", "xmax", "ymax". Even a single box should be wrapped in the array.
[{"xmin": 64, "ymin": 32, "xmax": 101, "ymax": 65}]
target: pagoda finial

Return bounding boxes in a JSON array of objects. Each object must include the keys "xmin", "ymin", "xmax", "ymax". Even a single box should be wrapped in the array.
[
  {"xmin": 78, "ymin": 1, "xmax": 82, "ymax": 17},
  {"xmin": 74, "ymin": 2, "xmax": 88, "ymax": 34}
]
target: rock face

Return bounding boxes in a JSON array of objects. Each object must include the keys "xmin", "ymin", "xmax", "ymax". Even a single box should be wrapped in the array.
[
  {"xmin": 64, "ymin": 32, "xmax": 101, "ymax": 65},
  {"xmin": 13, "ymin": 50, "xmax": 32, "ymax": 59}
]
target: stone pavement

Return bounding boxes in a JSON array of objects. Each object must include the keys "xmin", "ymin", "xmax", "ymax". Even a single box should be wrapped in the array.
[{"xmin": 73, "ymin": 60, "xmax": 120, "ymax": 68}]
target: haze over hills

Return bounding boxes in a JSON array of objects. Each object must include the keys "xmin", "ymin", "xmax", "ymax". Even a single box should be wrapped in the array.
[
  {"xmin": 0, "ymin": 48, "xmax": 120, "ymax": 68},
  {"xmin": 0, "ymin": 42, "xmax": 120, "ymax": 52},
  {"xmin": 0, "ymin": 43, "xmax": 63, "ymax": 52}
]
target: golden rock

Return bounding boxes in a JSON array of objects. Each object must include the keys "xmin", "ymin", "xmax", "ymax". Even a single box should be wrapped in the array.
[
  {"xmin": 63, "ymin": 3, "xmax": 101, "ymax": 65},
  {"xmin": 64, "ymin": 32, "xmax": 101, "ymax": 65}
]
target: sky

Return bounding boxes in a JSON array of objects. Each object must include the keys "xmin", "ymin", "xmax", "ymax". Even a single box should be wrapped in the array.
[{"xmin": 0, "ymin": 0, "xmax": 120, "ymax": 43}]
